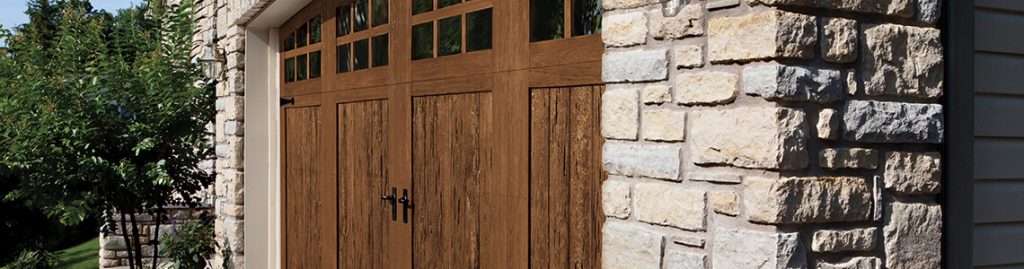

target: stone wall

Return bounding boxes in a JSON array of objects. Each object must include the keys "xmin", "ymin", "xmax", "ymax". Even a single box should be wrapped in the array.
[
  {"xmin": 600, "ymin": 0, "xmax": 943, "ymax": 268},
  {"xmin": 99, "ymin": 207, "xmax": 211, "ymax": 268}
]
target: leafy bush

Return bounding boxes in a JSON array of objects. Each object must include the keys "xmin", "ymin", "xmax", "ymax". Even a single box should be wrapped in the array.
[
  {"xmin": 161, "ymin": 220, "xmax": 216, "ymax": 269},
  {"xmin": 4, "ymin": 250, "xmax": 57, "ymax": 269}
]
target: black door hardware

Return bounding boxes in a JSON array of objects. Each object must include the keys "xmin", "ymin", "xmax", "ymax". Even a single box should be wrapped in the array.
[
  {"xmin": 401, "ymin": 190, "xmax": 413, "ymax": 226},
  {"xmin": 381, "ymin": 187, "xmax": 397, "ymax": 221},
  {"xmin": 280, "ymin": 97, "xmax": 296, "ymax": 106}
]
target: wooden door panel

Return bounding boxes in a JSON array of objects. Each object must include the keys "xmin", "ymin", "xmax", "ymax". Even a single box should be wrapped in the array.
[
  {"xmin": 283, "ymin": 106, "xmax": 328, "ymax": 268},
  {"xmin": 337, "ymin": 100, "xmax": 390, "ymax": 269},
  {"xmin": 529, "ymin": 86, "xmax": 604, "ymax": 269},
  {"xmin": 412, "ymin": 92, "xmax": 493, "ymax": 269}
]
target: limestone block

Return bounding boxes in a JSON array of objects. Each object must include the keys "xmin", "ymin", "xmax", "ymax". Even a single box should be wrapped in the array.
[
  {"xmin": 742, "ymin": 63, "xmax": 844, "ymax": 103},
  {"xmin": 811, "ymin": 227, "xmax": 878, "ymax": 252},
  {"xmin": 757, "ymin": 0, "xmax": 914, "ymax": 18},
  {"xmin": 602, "ymin": 88, "xmax": 639, "ymax": 139},
  {"xmin": 642, "ymin": 109, "xmax": 686, "ymax": 142},
  {"xmin": 817, "ymin": 108, "xmax": 839, "ymax": 140},
  {"xmin": 663, "ymin": 248, "xmax": 707, "ymax": 269},
  {"xmin": 689, "ymin": 107, "xmax": 808, "ymax": 170},
  {"xmin": 688, "ymin": 173, "xmax": 742, "ymax": 184},
  {"xmin": 675, "ymin": 71, "xmax": 738, "ymax": 105},
  {"xmin": 673, "ymin": 45, "xmax": 704, "ymax": 69},
  {"xmin": 634, "ymin": 182, "xmax": 706, "ymax": 231},
  {"xmin": 842, "ymin": 100, "xmax": 944, "ymax": 143},
  {"xmin": 708, "ymin": 10, "xmax": 816, "ymax": 63},
  {"xmin": 603, "ymin": 179, "xmax": 632, "ymax": 219},
  {"xmin": 710, "ymin": 191, "xmax": 740, "ymax": 216},
  {"xmin": 916, "ymin": 0, "xmax": 941, "ymax": 24},
  {"xmin": 603, "ymin": 0, "xmax": 660, "ymax": 10},
  {"xmin": 883, "ymin": 151, "xmax": 941, "ymax": 194},
  {"xmin": 884, "ymin": 202, "xmax": 942, "ymax": 269},
  {"xmin": 604, "ymin": 49, "xmax": 670, "ymax": 83},
  {"xmin": 820, "ymin": 148, "xmax": 879, "ymax": 170},
  {"xmin": 604, "ymin": 143, "xmax": 682, "ymax": 180},
  {"xmin": 821, "ymin": 17, "xmax": 858, "ymax": 63},
  {"xmin": 712, "ymin": 228, "xmax": 806, "ymax": 269},
  {"xmin": 744, "ymin": 177, "xmax": 872, "ymax": 224},
  {"xmin": 642, "ymin": 84, "xmax": 672, "ymax": 105},
  {"xmin": 862, "ymin": 24, "xmax": 943, "ymax": 98},
  {"xmin": 603, "ymin": 221, "xmax": 663, "ymax": 269},
  {"xmin": 648, "ymin": 5, "xmax": 703, "ymax": 40},
  {"xmin": 670, "ymin": 234, "xmax": 705, "ymax": 248},
  {"xmin": 603, "ymin": 11, "xmax": 648, "ymax": 47},
  {"xmin": 818, "ymin": 257, "xmax": 882, "ymax": 269}
]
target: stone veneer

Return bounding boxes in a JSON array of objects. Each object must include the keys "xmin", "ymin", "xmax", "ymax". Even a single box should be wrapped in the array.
[
  {"xmin": 600, "ymin": 0, "xmax": 943, "ymax": 268},
  {"xmin": 99, "ymin": 207, "xmax": 211, "ymax": 268}
]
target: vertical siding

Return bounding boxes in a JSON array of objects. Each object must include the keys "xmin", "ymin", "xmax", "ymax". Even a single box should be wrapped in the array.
[{"xmin": 974, "ymin": 3, "xmax": 1024, "ymax": 268}]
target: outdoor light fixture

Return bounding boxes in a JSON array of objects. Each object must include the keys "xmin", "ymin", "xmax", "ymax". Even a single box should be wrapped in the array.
[
  {"xmin": 199, "ymin": 41, "xmax": 226, "ymax": 80},
  {"xmin": 661, "ymin": 0, "xmax": 691, "ymax": 17}
]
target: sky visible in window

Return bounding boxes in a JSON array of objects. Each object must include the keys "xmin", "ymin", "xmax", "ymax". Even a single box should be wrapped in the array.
[{"xmin": 0, "ymin": 0, "xmax": 137, "ymax": 30}]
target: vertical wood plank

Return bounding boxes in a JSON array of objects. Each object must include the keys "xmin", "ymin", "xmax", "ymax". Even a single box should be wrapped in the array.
[
  {"xmin": 338, "ymin": 100, "xmax": 389, "ymax": 269},
  {"xmin": 283, "ymin": 106, "xmax": 324, "ymax": 268}
]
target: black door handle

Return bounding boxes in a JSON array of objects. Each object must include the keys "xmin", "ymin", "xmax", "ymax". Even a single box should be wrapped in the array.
[
  {"xmin": 381, "ymin": 187, "xmax": 397, "ymax": 221},
  {"xmin": 399, "ymin": 189, "xmax": 412, "ymax": 223}
]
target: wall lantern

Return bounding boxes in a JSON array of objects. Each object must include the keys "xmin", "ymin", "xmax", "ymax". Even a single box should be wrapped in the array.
[
  {"xmin": 661, "ymin": 0, "xmax": 692, "ymax": 17},
  {"xmin": 199, "ymin": 41, "xmax": 226, "ymax": 80}
]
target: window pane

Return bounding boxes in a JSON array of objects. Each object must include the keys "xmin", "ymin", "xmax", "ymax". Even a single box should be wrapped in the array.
[
  {"xmin": 285, "ymin": 33, "xmax": 295, "ymax": 51},
  {"xmin": 337, "ymin": 5, "xmax": 351, "ymax": 36},
  {"xmin": 438, "ymin": 15, "xmax": 462, "ymax": 56},
  {"xmin": 284, "ymin": 57, "xmax": 295, "ymax": 82},
  {"xmin": 412, "ymin": 0, "xmax": 431, "ymax": 15},
  {"xmin": 466, "ymin": 8, "xmax": 492, "ymax": 52},
  {"xmin": 354, "ymin": 0, "xmax": 369, "ymax": 32},
  {"xmin": 310, "ymin": 16, "xmax": 322, "ymax": 44},
  {"xmin": 297, "ymin": 54, "xmax": 308, "ymax": 80},
  {"xmin": 412, "ymin": 22, "xmax": 433, "ymax": 60},
  {"xmin": 438, "ymin": 0, "xmax": 461, "ymax": 9},
  {"xmin": 297, "ymin": 22, "xmax": 309, "ymax": 47},
  {"xmin": 310, "ymin": 51, "xmax": 322, "ymax": 78},
  {"xmin": 354, "ymin": 39, "xmax": 370, "ymax": 70},
  {"xmin": 530, "ymin": 0, "xmax": 564, "ymax": 42},
  {"xmin": 572, "ymin": 0, "xmax": 601, "ymax": 36},
  {"xmin": 372, "ymin": 34, "xmax": 389, "ymax": 67},
  {"xmin": 372, "ymin": 0, "xmax": 388, "ymax": 27},
  {"xmin": 337, "ymin": 43, "xmax": 351, "ymax": 73}
]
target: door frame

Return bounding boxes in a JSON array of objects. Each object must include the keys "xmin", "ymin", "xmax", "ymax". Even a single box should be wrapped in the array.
[
  {"xmin": 243, "ymin": 1, "xmax": 315, "ymax": 268},
  {"xmin": 942, "ymin": 0, "xmax": 974, "ymax": 268}
]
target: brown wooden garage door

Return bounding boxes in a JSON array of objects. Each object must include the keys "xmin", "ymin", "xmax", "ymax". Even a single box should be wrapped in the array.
[{"xmin": 278, "ymin": 0, "xmax": 604, "ymax": 268}]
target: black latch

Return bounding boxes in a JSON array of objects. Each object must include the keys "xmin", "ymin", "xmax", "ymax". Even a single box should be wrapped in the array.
[{"xmin": 280, "ymin": 97, "xmax": 296, "ymax": 106}]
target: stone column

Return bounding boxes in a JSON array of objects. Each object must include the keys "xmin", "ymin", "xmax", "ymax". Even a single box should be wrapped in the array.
[{"xmin": 600, "ymin": 0, "xmax": 943, "ymax": 268}]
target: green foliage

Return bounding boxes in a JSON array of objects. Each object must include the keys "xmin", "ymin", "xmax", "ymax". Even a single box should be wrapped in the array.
[
  {"xmin": 0, "ymin": 1, "xmax": 213, "ymax": 268},
  {"xmin": 0, "ymin": 0, "xmax": 213, "ymax": 223},
  {"xmin": 4, "ymin": 250, "xmax": 57, "ymax": 269},
  {"xmin": 161, "ymin": 220, "xmax": 216, "ymax": 269}
]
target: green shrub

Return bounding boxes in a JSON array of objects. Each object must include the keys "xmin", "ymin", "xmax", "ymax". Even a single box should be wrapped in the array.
[
  {"xmin": 4, "ymin": 250, "xmax": 57, "ymax": 269},
  {"xmin": 161, "ymin": 220, "xmax": 216, "ymax": 269}
]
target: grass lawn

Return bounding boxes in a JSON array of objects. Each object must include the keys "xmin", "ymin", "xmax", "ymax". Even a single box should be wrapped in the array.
[{"xmin": 54, "ymin": 237, "xmax": 99, "ymax": 269}]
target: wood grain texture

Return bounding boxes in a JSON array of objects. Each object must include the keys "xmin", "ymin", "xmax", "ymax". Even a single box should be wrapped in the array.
[
  {"xmin": 412, "ymin": 92, "xmax": 493, "ymax": 269},
  {"xmin": 337, "ymin": 100, "xmax": 389, "ymax": 269},
  {"xmin": 529, "ymin": 85, "xmax": 604, "ymax": 269},
  {"xmin": 283, "ymin": 106, "xmax": 326, "ymax": 268}
]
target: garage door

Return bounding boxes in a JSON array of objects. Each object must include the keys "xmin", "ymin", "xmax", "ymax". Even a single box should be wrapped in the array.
[{"xmin": 278, "ymin": 0, "xmax": 605, "ymax": 267}]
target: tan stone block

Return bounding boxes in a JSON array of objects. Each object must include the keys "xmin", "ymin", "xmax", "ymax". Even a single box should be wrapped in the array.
[
  {"xmin": 821, "ymin": 17, "xmax": 858, "ymax": 63},
  {"xmin": 744, "ymin": 177, "xmax": 872, "ymax": 224},
  {"xmin": 602, "ymin": 11, "xmax": 648, "ymax": 47},
  {"xmin": 648, "ymin": 5, "xmax": 703, "ymax": 40},
  {"xmin": 634, "ymin": 182, "xmax": 706, "ymax": 231},
  {"xmin": 811, "ymin": 228, "xmax": 878, "ymax": 252},
  {"xmin": 673, "ymin": 45, "xmax": 704, "ymax": 69},
  {"xmin": 602, "ymin": 179, "xmax": 632, "ymax": 219},
  {"xmin": 603, "ymin": 221, "xmax": 663, "ymax": 269},
  {"xmin": 708, "ymin": 10, "xmax": 817, "ymax": 63},
  {"xmin": 817, "ymin": 108, "xmax": 839, "ymax": 140},
  {"xmin": 602, "ymin": 88, "xmax": 639, "ymax": 140},
  {"xmin": 884, "ymin": 151, "xmax": 941, "ymax": 194},
  {"xmin": 689, "ymin": 107, "xmax": 808, "ymax": 170},
  {"xmin": 674, "ymin": 71, "xmax": 738, "ymax": 105},
  {"xmin": 641, "ymin": 84, "xmax": 672, "ymax": 105},
  {"xmin": 642, "ymin": 109, "xmax": 686, "ymax": 141},
  {"xmin": 862, "ymin": 24, "xmax": 943, "ymax": 98},
  {"xmin": 710, "ymin": 191, "xmax": 740, "ymax": 216},
  {"xmin": 820, "ymin": 148, "xmax": 879, "ymax": 170},
  {"xmin": 884, "ymin": 202, "xmax": 942, "ymax": 269}
]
